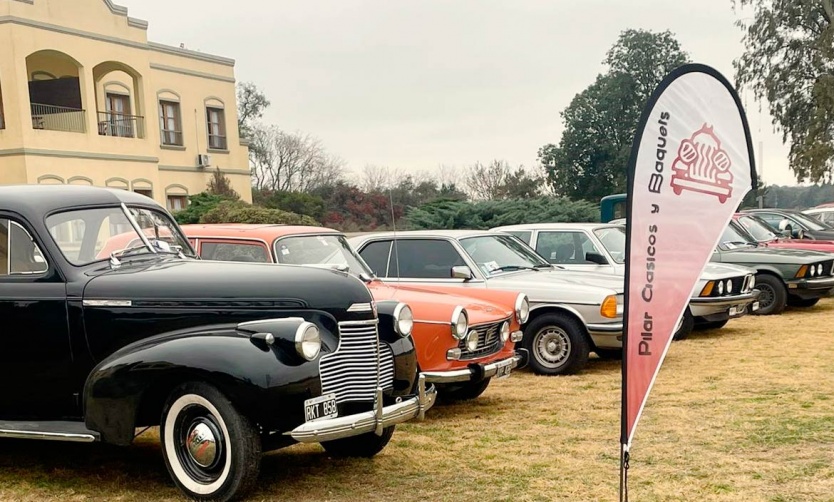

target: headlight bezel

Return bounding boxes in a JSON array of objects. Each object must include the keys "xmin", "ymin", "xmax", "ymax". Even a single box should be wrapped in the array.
[
  {"xmin": 294, "ymin": 322, "xmax": 322, "ymax": 361},
  {"xmin": 514, "ymin": 293, "xmax": 530, "ymax": 324},
  {"xmin": 465, "ymin": 329, "xmax": 479, "ymax": 351},
  {"xmin": 451, "ymin": 306, "xmax": 469, "ymax": 340},
  {"xmin": 392, "ymin": 302, "xmax": 414, "ymax": 337},
  {"xmin": 499, "ymin": 321, "xmax": 510, "ymax": 343}
]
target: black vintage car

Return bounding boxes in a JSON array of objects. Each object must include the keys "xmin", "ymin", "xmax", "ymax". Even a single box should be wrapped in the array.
[{"xmin": 0, "ymin": 185, "xmax": 435, "ymax": 501}]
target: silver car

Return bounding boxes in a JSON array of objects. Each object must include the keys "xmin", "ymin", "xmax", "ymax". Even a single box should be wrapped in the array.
[
  {"xmin": 493, "ymin": 223, "xmax": 761, "ymax": 333},
  {"xmin": 348, "ymin": 230, "xmax": 625, "ymax": 376}
]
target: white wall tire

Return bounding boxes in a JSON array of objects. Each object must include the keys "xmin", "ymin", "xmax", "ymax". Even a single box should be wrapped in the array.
[{"xmin": 160, "ymin": 382, "xmax": 261, "ymax": 502}]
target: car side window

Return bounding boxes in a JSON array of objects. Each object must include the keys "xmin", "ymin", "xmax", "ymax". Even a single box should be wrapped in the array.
[
  {"xmin": 0, "ymin": 219, "xmax": 49, "ymax": 276},
  {"xmin": 359, "ymin": 241, "xmax": 392, "ymax": 276},
  {"xmin": 379, "ymin": 239, "xmax": 464, "ymax": 279},
  {"xmin": 200, "ymin": 241, "xmax": 269, "ymax": 263},
  {"xmin": 756, "ymin": 213, "xmax": 781, "ymax": 227},
  {"xmin": 536, "ymin": 231, "xmax": 599, "ymax": 264}
]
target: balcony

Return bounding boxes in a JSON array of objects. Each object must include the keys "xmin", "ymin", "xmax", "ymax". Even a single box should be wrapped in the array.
[
  {"xmin": 30, "ymin": 103, "xmax": 86, "ymax": 133},
  {"xmin": 97, "ymin": 111, "xmax": 145, "ymax": 139}
]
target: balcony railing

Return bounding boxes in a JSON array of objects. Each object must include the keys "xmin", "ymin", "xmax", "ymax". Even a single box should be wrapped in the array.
[
  {"xmin": 98, "ymin": 111, "xmax": 145, "ymax": 139},
  {"xmin": 208, "ymin": 134, "xmax": 227, "ymax": 150},
  {"xmin": 31, "ymin": 103, "xmax": 86, "ymax": 133}
]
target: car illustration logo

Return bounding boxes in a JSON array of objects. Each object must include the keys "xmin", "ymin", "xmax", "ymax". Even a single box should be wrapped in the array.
[{"xmin": 670, "ymin": 124, "xmax": 733, "ymax": 203}]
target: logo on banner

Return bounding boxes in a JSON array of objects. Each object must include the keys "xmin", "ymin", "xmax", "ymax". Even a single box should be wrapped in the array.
[{"xmin": 669, "ymin": 124, "xmax": 733, "ymax": 203}]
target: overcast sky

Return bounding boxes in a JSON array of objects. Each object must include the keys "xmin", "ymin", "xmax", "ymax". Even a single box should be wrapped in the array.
[{"xmin": 121, "ymin": 0, "xmax": 799, "ymax": 188}]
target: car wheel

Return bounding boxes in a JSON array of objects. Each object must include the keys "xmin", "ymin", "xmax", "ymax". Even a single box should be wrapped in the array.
[
  {"xmin": 696, "ymin": 319, "xmax": 729, "ymax": 330},
  {"xmin": 672, "ymin": 307, "xmax": 694, "ymax": 341},
  {"xmin": 160, "ymin": 382, "xmax": 261, "ymax": 502},
  {"xmin": 595, "ymin": 348, "xmax": 622, "ymax": 360},
  {"xmin": 753, "ymin": 274, "xmax": 787, "ymax": 315},
  {"xmin": 321, "ymin": 426, "xmax": 395, "ymax": 458},
  {"xmin": 439, "ymin": 378, "xmax": 491, "ymax": 401},
  {"xmin": 523, "ymin": 313, "xmax": 589, "ymax": 376},
  {"xmin": 787, "ymin": 297, "xmax": 820, "ymax": 308}
]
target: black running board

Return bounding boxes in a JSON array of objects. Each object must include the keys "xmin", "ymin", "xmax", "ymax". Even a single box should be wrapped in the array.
[{"xmin": 0, "ymin": 420, "xmax": 99, "ymax": 442}]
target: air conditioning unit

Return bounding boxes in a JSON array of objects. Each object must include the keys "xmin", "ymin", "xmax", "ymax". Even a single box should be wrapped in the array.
[{"xmin": 197, "ymin": 154, "xmax": 211, "ymax": 168}]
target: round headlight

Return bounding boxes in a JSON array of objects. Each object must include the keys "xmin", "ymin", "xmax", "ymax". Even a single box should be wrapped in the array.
[
  {"xmin": 726, "ymin": 279, "xmax": 733, "ymax": 294},
  {"xmin": 465, "ymin": 330, "xmax": 479, "ymax": 351},
  {"xmin": 393, "ymin": 303, "xmax": 413, "ymax": 337},
  {"xmin": 451, "ymin": 306, "xmax": 468, "ymax": 340},
  {"xmin": 717, "ymin": 281, "xmax": 724, "ymax": 295},
  {"xmin": 295, "ymin": 322, "xmax": 321, "ymax": 361},
  {"xmin": 818, "ymin": 264, "xmax": 824, "ymax": 276},
  {"xmin": 515, "ymin": 294, "xmax": 530, "ymax": 324},
  {"xmin": 810, "ymin": 266, "xmax": 816, "ymax": 277},
  {"xmin": 499, "ymin": 321, "xmax": 510, "ymax": 343}
]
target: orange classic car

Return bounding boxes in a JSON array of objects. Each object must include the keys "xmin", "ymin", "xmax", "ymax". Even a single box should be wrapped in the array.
[{"xmin": 178, "ymin": 224, "xmax": 530, "ymax": 401}]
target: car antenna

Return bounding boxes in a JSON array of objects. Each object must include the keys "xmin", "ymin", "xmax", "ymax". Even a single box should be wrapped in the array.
[{"xmin": 389, "ymin": 189, "xmax": 401, "ymax": 281}]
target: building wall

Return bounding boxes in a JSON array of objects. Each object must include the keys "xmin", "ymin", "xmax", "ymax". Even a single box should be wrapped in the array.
[{"xmin": 0, "ymin": 0, "xmax": 252, "ymax": 207}]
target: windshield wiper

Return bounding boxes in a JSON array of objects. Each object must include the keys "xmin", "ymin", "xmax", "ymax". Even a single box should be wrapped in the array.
[
  {"xmin": 534, "ymin": 264, "xmax": 554, "ymax": 269},
  {"xmin": 493, "ymin": 265, "xmax": 540, "ymax": 273}
]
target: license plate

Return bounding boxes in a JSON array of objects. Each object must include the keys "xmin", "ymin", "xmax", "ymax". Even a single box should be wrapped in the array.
[
  {"xmin": 304, "ymin": 393, "xmax": 338, "ymax": 422},
  {"xmin": 729, "ymin": 306, "xmax": 740, "ymax": 316},
  {"xmin": 751, "ymin": 301, "xmax": 760, "ymax": 312},
  {"xmin": 495, "ymin": 360, "xmax": 513, "ymax": 379}
]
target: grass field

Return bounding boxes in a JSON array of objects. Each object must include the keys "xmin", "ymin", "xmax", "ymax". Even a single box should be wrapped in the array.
[{"xmin": 2, "ymin": 299, "xmax": 834, "ymax": 501}]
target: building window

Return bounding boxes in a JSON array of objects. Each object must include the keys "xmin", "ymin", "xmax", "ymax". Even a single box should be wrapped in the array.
[
  {"xmin": 159, "ymin": 100, "xmax": 183, "ymax": 146},
  {"xmin": 206, "ymin": 107, "xmax": 227, "ymax": 150},
  {"xmin": 134, "ymin": 189, "xmax": 153, "ymax": 198},
  {"xmin": 101, "ymin": 93, "xmax": 134, "ymax": 138},
  {"xmin": 167, "ymin": 195, "xmax": 187, "ymax": 211}
]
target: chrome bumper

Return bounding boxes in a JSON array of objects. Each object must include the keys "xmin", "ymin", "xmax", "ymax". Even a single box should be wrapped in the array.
[
  {"xmin": 421, "ymin": 352, "xmax": 524, "ymax": 384},
  {"xmin": 788, "ymin": 276, "xmax": 834, "ymax": 291},
  {"xmin": 287, "ymin": 374, "xmax": 437, "ymax": 443},
  {"xmin": 689, "ymin": 291, "xmax": 760, "ymax": 317}
]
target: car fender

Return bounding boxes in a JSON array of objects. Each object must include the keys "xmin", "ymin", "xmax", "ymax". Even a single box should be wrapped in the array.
[{"xmin": 83, "ymin": 323, "xmax": 324, "ymax": 446}]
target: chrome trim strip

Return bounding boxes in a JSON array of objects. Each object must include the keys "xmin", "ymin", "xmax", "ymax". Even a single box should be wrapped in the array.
[
  {"xmin": 347, "ymin": 303, "xmax": 373, "ymax": 312},
  {"xmin": 82, "ymin": 299, "xmax": 132, "ymax": 307},
  {"xmin": 0, "ymin": 429, "xmax": 96, "ymax": 442},
  {"xmin": 338, "ymin": 319, "xmax": 380, "ymax": 326}
]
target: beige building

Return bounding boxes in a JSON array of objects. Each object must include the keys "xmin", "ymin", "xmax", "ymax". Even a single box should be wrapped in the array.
[{"xmin": 0, "ymin": 0, "xmax": 252, "ymax": 209}]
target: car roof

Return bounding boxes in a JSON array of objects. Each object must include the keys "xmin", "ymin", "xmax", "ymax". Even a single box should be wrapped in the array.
[
  {"xmin": 0, "ymin": 184, "xmax": 162, "ymax": 216},
  {"xmin": 349, "ymin": 229, "xmax": 493, "ymax": 240},
  {"xmin": 180, "ymin": 224, "xmax": 337, "ymax": 240},
  {"xmin": 492, "ymin": 222, "xmax": 618, "ymax": 231},
  {"xmin": 745, "ymin": 208, "xmax": 801, "ymax": 214}
]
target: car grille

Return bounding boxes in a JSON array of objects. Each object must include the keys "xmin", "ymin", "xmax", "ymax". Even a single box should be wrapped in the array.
[
  {"xmin": 319, "ymin": 321, "xmax": 395, "ymax": 404},
  {"xmin": 457, "ymin": 318, "xmax": 509, "ymax": 360}
]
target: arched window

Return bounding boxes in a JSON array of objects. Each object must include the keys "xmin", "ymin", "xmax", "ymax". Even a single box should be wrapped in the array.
[{"xmin": 165, "ymin": 184, "xmax": 189, "ymax": 211}]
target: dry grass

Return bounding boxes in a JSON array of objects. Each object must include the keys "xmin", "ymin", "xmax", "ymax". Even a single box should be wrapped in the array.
[{"xmin": 3, "ymin": 299, "xmax": 834, "ymax": 501}]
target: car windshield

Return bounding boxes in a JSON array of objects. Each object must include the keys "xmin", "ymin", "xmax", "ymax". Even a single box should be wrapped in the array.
[
  {"xmin": 593, "ymin": 226, "xmax": 626, "ymax": 264},
  {"xmin": 274, "ymin": 234, "xmax": 372, "ymax": 276},
  {"xmin": 737, "ymin": 215, "xmax": 779, "ymax": 242},
  {"xmin": 718, "ymin": 223, "xmax": 756, "ymax": 251},
  {"xmin": 791, "ymin": 211, "xmax": 831, "ymax": 231},
  {"xmin": 459, "ymin": 234, "xmax": 551, "ymax": 275},
  {"xmin": 46, "ymin": 205, "xmax": 194, "ymax": 266}
]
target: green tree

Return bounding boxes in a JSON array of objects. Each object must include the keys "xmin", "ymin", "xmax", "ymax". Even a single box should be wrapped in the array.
[
  {"xmin": 207, "ymin": 167, "xmax": 240, "ymax": 200},
  {"xmin": 171, "ymin": 192, "xmax": 236, "ymax": 224},
  {"xmin": 734, "ymin": 0, "xmax": 834, "ymax": 183},
  {"xmin": 405, "ymin": 197, "xmax": 599, "ymax": 230},
  {"xmin": 200, "ymin": 201, "xmax": 319, "ymax": 226},
  {"xmin": 252, "ymin": 188, "xmax": 326, "ymax": 220},
  {"xmin": 236, "ymin": 81, "xmax": 270, "ymax": 139},
  {"xmin": 540, "ymin": 29, "xmax": 689, "ymax": 202}
]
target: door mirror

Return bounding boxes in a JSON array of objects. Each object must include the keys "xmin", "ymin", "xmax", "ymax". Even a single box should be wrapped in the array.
[
  {"xmin": 777, "ymin": 219, "xmax": 793, "ymax": 237},
  {"xmin": 451, "ymin": 265, "xmax": 473, "ymax": 280},
  {"xmin": 585, "ymin": 252, "xmax": 609, "ymax": 265}
]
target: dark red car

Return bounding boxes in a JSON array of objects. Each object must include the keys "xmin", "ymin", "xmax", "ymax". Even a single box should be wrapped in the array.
[{"xmin": 733, "ymin": 213, "xmax": 834, "ymax": 253}]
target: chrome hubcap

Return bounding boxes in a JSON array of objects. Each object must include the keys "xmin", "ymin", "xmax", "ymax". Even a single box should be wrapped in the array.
[
  {"xmin": 535, "ymin": 327, "xmax": 571, "ymax": 368},
  {"xmin": 186, "ymin": 421, "xmax": 217, "ymax": 468}
]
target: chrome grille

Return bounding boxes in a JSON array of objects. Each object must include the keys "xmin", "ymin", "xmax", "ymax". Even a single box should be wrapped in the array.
[
  {"xmin": 458, "ymin": 318, "xmax": 508, "ymax": 360},
  {"xmin": 319, "ymin": 321, "xmax": 395, "ymax": 404}
]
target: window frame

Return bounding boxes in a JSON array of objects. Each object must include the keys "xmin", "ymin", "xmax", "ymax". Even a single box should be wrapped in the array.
[
  {"xmin": 198, "ymin": 239, "xmax": 271, "ymax": 263},
  {"xmin": 206, "ymin": 106, "xmax": 227, "ymax": 150},
  {"xmin": 357, "ymin": 237, "xmax": 479, "ymax": 282},
  {"xmin": 166, "ymin": 195, "xmax": 188, "ymax": 212},
  {"xmin": 0, "ymin": 217, "xmax": 51, "ymax": 279},
  {"xmin": 159, "ymin": 100, "xmax": 183, "ymax": 146}
]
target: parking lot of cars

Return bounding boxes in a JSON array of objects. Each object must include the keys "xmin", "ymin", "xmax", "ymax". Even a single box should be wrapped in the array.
[{"xmin": 3, "ymin": 185, "xmax": 834, "ymax": 501}]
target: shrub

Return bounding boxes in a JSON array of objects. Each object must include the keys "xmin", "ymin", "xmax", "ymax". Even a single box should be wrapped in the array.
[{"xmin": 200, "ymin": 201, "xmax": 319, "ymax": 226}]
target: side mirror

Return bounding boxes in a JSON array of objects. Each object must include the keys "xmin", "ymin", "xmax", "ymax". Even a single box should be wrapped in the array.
[
  {"xmin": 777, "ymin": 219, "xmax": 792, "ymax": 235},
  {"xmin": 451, "ymin": 265, "xmax": 473, "ymax": 280},
  {"xmin": 586, "ymin": 252, "xmax": 609, "ymax": 265}
]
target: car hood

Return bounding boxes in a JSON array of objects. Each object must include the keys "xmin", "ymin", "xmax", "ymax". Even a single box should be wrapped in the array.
[
  {"xmin": 701, "ymin": 262, "xmax": 756, "ymax": 279},
  {"xmin": 717, "ymin": 245, "xmax": 833, "ymax": 264},
  {"xmin": 765, "ymin": 240, "xmax": 834, "ymax": 253},
  {"xmin": 83, "ymin": 257, "xmax": 375, "ymax": 319},
  {"xmin": 487, "ymin": 269, "xmax": 623, "ymax": 301},
  {"xmin": 367, "ymin": 281, "xmax": 512, "ymax": 325}
]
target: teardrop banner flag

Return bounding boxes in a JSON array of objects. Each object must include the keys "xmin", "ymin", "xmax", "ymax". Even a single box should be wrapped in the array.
[{"xmin": 619, "ymin": 64, "xmax": 757, "ymax": 499}]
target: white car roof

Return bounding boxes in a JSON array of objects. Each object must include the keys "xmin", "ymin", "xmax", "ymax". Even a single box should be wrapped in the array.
[{"xmin": 492, "ymin": 222, "xmax": 621, "ymax": 231}]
